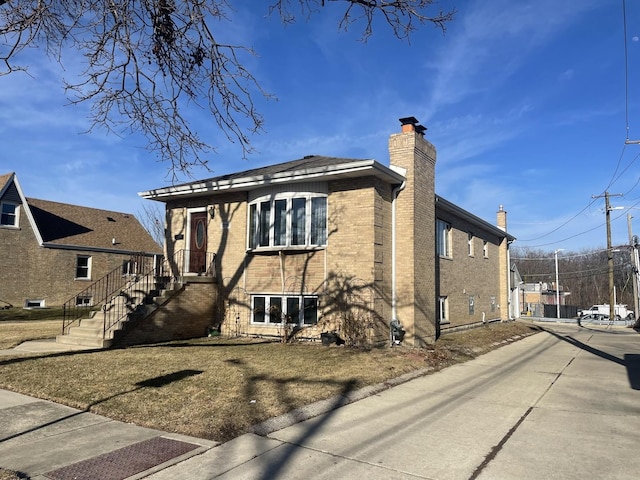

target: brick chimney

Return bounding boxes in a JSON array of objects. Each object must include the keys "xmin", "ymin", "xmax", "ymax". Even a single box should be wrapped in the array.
[
  {"xmin": 497, "ymin": 204, "xmax": 507, "ymax": 232},
  {"xmin": 389, "ymin": 117, "xmax": 437, "ymax": 346},
  {"xmin": 496, "ymin": 205, "xmax": 510, "ymax": 320}
]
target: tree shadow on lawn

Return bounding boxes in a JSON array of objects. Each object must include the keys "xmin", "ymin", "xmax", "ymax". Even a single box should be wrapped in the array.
[{"xmin": 0, "ymin": 369, "xmax": 203, "ymax": 444}]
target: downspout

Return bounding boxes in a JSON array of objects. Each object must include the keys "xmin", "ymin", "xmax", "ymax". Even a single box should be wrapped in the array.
[{"xmin": 391, "ymin": 175, "xmax": 407, "ymax": 324}]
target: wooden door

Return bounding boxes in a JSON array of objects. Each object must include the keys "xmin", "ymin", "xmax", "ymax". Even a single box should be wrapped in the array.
[{"xmin": 189, "ymin": 212, "xmax": 207, "ymax": 273}]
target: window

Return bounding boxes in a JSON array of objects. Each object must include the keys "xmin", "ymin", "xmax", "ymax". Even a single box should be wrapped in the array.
[
  {"xmin": 25, "ymin": 299, "xmax": 45, "ymax": 308},
  {"xmin": 252, "ymin": 295, "xmax": 318, "ymax": 326},
  {"xmin": 437, "ymin": 220, "xmax": 452, "ymax": 257},
  {"xmin": 249, "ymin": 195, "xmax": 327, "ymax": 249},
  {"xmin": 75, "ymin": 296, "xmax": 93, "ymax": 307},
  {"xmin": 76, "ymin": 255, "xmax": 91, "ymax": 279},
  {"xmin": 0, "ymin": 202, "xmax": 18, "ymax": 227},
  {"xmin": 468, "ymin": 232, "xmax": 474, "ymax": 256},
  {"xmin": 483, "ymin": 240, "xmax": 489, "ymax": 258},
  {"xmin": 439, "ymin": 296, "xmax": 449, "ymax": 324},
  {"xmin": 122, "ymin": 259, "xmax": 138, "ymax": 276}
]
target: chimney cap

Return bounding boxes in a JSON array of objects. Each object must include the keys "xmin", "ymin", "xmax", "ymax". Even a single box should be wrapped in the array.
[
  {"xmin": 399, "ymin": 116, "xmax": 419, "ymax": 126},
  {"xmin": 415, "ymin": 125, "xmax": 427, "ymax": 135}
]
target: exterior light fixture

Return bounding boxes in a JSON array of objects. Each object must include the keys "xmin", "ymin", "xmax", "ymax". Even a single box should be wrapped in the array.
[{"xmin": 208, "ymin": 206, "xmax": 215, "ymax": 219}]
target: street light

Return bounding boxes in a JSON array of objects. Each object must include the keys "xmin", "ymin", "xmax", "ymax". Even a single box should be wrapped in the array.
[{"xmin": 555, "ymin": 249, "xmax": 564, "ymax": 319}]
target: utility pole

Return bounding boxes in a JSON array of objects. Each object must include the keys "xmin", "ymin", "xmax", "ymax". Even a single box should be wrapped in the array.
[
  {"xmin": 606, "ymin": 192, "xmax": 614, "ymax": 319},
  {"xmin": 554, "ymin": 249, "xmax": 564, "ymax": 319},
  {"xmin": 628, "ymin": 214, "xmax": 639, "ymax": 321},
  {"xmin": 593, "ymin": 192, "xmax": 623, "ymax": 319}
]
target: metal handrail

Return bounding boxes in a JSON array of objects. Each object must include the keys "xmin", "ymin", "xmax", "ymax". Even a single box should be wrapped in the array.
[
  {"xmin": 62, "ymin": 250, "xmax": 216, "ymax": 338},
  {"xmin": 61, "ymin": 253, "xmax": 157, "ymax": 334}
]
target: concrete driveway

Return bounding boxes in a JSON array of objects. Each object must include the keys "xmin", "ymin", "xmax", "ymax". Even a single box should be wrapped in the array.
[{"xmin": 149, "ymin": 323, "xmax": 640, "ymax": 479}]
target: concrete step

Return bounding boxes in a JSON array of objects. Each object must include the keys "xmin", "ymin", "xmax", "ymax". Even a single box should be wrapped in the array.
[
  {"xmin": 55, "ymin": 334, "xmax": 107, "ymax": 348},
  {"xmin": 56, "ymin": 279, "xmax": 183, "ymax": 349},
  {"xmin": 67, "ymin": 325, "xmax": 104, "ymax": 338}
]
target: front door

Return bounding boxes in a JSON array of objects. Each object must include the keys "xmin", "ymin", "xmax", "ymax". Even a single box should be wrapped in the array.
[{"xmin": 189, "ymin": 212, "xmax": 207, "ymax": 273}]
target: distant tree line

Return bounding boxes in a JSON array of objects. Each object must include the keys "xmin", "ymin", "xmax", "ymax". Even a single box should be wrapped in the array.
[{"xmin": 511, "ymin": 246, "xmax": 638, "ymax": 310}]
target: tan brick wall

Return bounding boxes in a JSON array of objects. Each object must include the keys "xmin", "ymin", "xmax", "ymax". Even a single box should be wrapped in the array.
[
  {"xmin": 165, "ymin": 178, "xmax": 394, "ymax": 343},
  {"xmin": 436, "ymin": 213, "xmax": 504, "ymax": 329},
  {"xmin": 496, "ymin": 207, "xmax": 510, "ymax": 321},
  {"xmin": 114, "ymin": 279, "xmax": 218, "ymax": 346},
  {"xmin": 0, "ymin": 214, "xmax": 149, "ymax": 307}
]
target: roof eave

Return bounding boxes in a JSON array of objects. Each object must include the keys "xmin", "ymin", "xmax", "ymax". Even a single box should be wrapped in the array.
[
  {"xmin": 139, "ymin": 160, "xmax": 406, "ymax": 201},
  {"xmin": 435, "ymin": 195, "xmax": 516, "ymax": 242}
]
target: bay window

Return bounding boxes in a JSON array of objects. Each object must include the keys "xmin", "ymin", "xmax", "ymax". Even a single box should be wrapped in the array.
[{"xmin": 249, "ymin": 193, "xmax": 328, "ymax": 249}]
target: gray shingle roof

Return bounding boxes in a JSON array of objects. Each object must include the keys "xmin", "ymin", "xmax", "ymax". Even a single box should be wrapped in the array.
[
  {"xmin": 176, "ymin": 155, "xmax": 365, "ymax": 187},
  {"xmin": 0, "ymin": 172, "xmax": 13, "ymax": 194},
  {"xmin": 26, "ymin": 198, "xmax": 162, "ymax": 253}
]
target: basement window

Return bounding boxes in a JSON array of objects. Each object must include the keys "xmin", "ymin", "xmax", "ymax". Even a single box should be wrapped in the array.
[
  {"xmin": 439, "ymin": 296, "xmax": 449, "ymax": 324},
  {"xmin": 75, "ymin": 296, "xmax": 93, "ymax": 307},
  {"xmin": 24, "ymin": 299, "xmax": 45, "ymax": 309},
  {"xmin": 251, "ymin": 295, "xmax": 318, "ymax": 326}
]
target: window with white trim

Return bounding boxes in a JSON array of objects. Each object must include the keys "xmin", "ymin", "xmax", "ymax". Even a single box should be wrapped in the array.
[
  {"xmin": 438, "ymin": 296, "xmax": 449, "ymax": 324},
  {"xmin": 437, "ymin": 220, "xmax": 452, "ymax": 258},
  {"xmin": 25, "ymin": 299, "xmax": 45, "ymax": 308},
  {"xmin": 249, "ymin": 194, "xmax": 327, "ymax": 249},
  {"xmin": 0, "ymin": 202, "xmax": 18, "ymax": 227},
  {"xmin": 75, "ymin": 255, "xmax": 92, "ymax": 280},
  {"xmin": 122, "ymin": 259, "xmax": 138, "ymax": 276},
  {"xmin": 468, "ymin": 232, "xmax": 474, "ymax": 256},
  {"xmin": 75, "ymin": 296, "xmax": 93, "ymax": 307},
  {"xmin": 483, "ymin": 240, "xmax": 489, "ymax": 258},
  {"xmin": 252, "ymin": 295, "xmax": 318, "ymax": 326}
]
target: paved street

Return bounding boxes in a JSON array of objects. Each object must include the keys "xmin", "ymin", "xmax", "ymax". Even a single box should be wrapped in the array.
[{"xmin": 1, "ymin": 322, "xmax": 639, "ymax": 479}]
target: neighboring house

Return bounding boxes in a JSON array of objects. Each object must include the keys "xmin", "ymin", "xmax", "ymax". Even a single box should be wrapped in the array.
[
  {"xmin": 0, "ymin": 172, "xmax": 162, "ymax": 308},
  {"xmin": 518, "ymin": 281, "xmax": 571, "ymax": 317},
  {"xmin": 140, "ymin": 118, "xmax": 516, "ymax": 346}
]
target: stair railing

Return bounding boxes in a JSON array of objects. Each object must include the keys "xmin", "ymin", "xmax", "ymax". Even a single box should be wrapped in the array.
[
  {"xmin": 62, "ymin": 249, "xmax": 217, "ymax": 338},
  {"xmin": 99, "ymin": 249, "xmax": 217, "ymax": 339},
  {"xmin": 61, "ymin": 254, "xmax": 159, "ymax": 334}
]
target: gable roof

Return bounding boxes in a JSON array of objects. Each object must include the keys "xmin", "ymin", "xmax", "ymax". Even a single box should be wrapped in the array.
[
  {"xmin": 0, "ymin": 172, "xmax": 12, "ymax": 194},
  {"xmin": 1, "ymin": 172, "xmax": 161, "ymax": 254},
  {"xmin": 27, "ymin": 198, "xmax": 162, "ymax": 253},
  {"xmin": 139, "ymin": 155, "xmax": 406, "ymax": 200}
]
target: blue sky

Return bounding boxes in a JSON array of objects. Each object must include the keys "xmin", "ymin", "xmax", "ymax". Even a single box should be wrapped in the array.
[{"xmin": 2, "ymin": 0, "xmax": 639, "ymax": 253}]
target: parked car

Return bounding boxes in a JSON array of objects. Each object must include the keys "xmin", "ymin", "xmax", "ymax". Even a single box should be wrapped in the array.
[
  {"xmin": 579, "ymin": 313, "xmax": 609, "ymax": 322},
  {"xmin": 578, "ymin": 304, "xmax": 634, "ymax": 320}
]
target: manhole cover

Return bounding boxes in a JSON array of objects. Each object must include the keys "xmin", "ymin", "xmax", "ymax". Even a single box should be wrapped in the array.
[{"xmin": 45, "ymin": 436, "xmax": 199, "ymax": 480}]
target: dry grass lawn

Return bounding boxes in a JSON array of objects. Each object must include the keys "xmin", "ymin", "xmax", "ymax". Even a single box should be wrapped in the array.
[
  {"xmin": 0, "ymin": 320, "xmax": 62, "ymax": 350},
  {"xmin": 0, "ymin": 321, "xmax": 540, "ymax": 446}
]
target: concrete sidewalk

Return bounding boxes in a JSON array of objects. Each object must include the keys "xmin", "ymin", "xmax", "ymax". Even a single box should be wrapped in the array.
[
  {"xmin": 1, "ymin": 323, "xmax": 639, "ymax": 479},
  {"xmin": 0, "ymin": 389, "xmax": 217, "ymax": 480}
]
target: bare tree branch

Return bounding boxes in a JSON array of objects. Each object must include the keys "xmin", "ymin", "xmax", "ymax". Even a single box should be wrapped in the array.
[{"xmin": 0, "ymin": 1, "xmax": 455, "ymax": 179}]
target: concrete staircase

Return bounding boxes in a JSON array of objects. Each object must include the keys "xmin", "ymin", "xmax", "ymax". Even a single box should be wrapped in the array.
[{"xmin": 56, "ymin": 280, "xmax": 183, "ymax": 349}]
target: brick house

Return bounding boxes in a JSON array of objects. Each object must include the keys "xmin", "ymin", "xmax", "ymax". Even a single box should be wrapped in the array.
[
  {"xmin": 140, "ymin": 118, "xmax": 516, "ymax": 346},
  {"xmin": 0, "ymin": 172, "xmax": 162, "ymax": 309}
]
